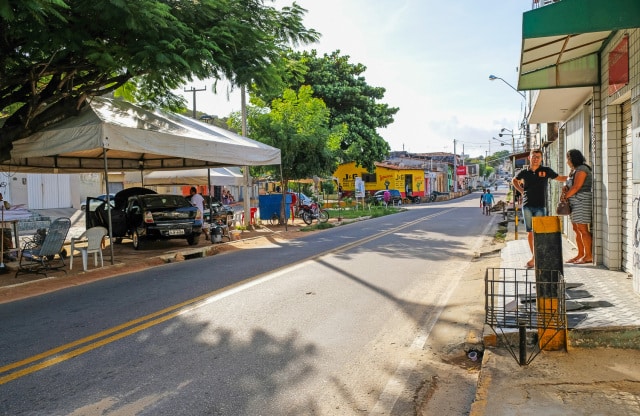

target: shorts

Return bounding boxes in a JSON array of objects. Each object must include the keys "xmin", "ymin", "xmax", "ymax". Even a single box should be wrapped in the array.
[{"xmin": 522, "ymin": 206, "xmax": 547, "ymax": 232}]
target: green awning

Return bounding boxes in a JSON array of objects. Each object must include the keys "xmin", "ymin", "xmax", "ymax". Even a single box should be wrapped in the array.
[{"xmin": 518, "ymin": 0, "xmax": 640, "ymax": 90}]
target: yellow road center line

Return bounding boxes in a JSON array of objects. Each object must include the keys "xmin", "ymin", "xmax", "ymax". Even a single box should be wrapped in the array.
[{"xmin": 0, "ymin": 208, "xmax": 454, "ymax": 384}]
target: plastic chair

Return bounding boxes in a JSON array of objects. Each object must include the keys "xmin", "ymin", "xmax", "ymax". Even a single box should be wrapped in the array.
[
  {"xmin": 16, "ymin": 218, "xmax": 71, "ymax": 277},
  {"xmin": 240, "ymin": 208, "xmax": 257, "ymax": 225},
  {"xmin": 70, "ymin": 226, "xmax": 108, "ymax": 271}
]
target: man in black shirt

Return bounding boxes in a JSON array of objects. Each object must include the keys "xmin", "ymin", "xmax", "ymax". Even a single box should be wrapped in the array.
[{"xmin": 512, "ymin": 149, "xmax": 567, "ymax": 268}]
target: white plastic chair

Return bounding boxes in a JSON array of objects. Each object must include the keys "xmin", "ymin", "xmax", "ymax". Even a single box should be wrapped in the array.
[{"xmin": 70, "ymin": 227, "xmax": 108, "ymax": 271}]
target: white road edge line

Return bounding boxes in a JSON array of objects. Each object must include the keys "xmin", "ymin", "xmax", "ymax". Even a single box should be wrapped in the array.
[{"xmin": 370, "ymin": 213, "xmax": 496, "ymax": 415}]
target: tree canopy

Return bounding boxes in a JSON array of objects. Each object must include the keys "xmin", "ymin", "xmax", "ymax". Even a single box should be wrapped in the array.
[
  {"xmin": 254, "ymin": 50, "xmax": 399, "ymax": 172},
  {"xmin": 243, "ymin": 85, "xmax": 341, "ymax": 184},
  {"xmin": 0, "ymin": 0, "xmax": 318, "ymax": 161}
]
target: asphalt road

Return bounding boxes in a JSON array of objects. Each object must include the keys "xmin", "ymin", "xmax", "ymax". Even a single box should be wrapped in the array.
[{"xmin": 0, "ymin": 193, "xmax": 499, "ymax": 415}]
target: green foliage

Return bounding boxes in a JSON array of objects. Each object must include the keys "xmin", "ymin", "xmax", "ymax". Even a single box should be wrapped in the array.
[
  {"xmin": 0, "ymin": 0, "xmax": 319, "ymax": 160},
  {"xmin": 254, "ymin": 50, "xmax": 398, "ymax": 172},
  {"xmin": 287, "ymin": 182, "xmax": 313, "ymax": 196},
  {"xmin": 246, "ymin": 86, "xmax": 337, "ymax": 184},
  {"xmin": 493, "ymin": 150, "xmax": 510, "ymax": 160},
  {"xmin": 322, "ymin": 181, "xmax": 335, "ymax": 194},
  {"xmin": 300, "ymin": 221, "xmax": 335, "ymax": 232},
  {"xmin": 0, "ymin": 0, "xmax": 69, "ymax": 23},
  {"xmin": 326, "ymin": 206, "xmax": 400, "ymax": 219}
]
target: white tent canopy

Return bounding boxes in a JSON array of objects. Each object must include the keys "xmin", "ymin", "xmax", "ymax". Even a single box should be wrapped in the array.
[
  {"xmin": 1, "ymin": 97, "xmax": 280, "ymax": 173},
  {"xmin": 143, "ymin": 167, "xmax": 244, "ymax": 186},
  {"xmin": 0, "ymin": 97, "xmax": 281, "ymax": 262}
]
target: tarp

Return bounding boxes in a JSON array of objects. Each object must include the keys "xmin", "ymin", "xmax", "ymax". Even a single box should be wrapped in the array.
[
  {"xmin": 1, "ymin": 96, "xmax": 281, "ymax": 173},
  {"xmin": 143, "ymin": 167, "xmax": 244, "ymax": 186}
]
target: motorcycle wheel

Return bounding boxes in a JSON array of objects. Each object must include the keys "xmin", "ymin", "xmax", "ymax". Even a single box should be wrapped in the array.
[
  {"xmin": 302, "ymin": 211, "xmax": 313, "ymax": 225},
  {"xmin": 318, "ymin": 209, "xmax": 329, "ymax": 223}
]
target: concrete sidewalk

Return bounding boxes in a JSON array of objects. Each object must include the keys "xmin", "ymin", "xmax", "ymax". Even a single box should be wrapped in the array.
[{"xmin": 470, "ymin": 225, "xmax": 640, "ymax": 415}]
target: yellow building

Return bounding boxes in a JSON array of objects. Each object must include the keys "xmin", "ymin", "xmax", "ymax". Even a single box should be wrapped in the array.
[{"xmin": 333, "ymin": 162, "xmax": 426, "ymax": 197}]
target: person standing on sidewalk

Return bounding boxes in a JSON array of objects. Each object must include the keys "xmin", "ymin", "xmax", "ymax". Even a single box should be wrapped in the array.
[
  {"xmin": 189, "ymin": 187, "xmax": 209, "ymax": 241},
  {"xmin": 563, "ymin": 149, "xmax": 593, "ymax": 264},
  {"xmin": 512, "ymin": 149, "xmax": 567, "ymax": 268}
]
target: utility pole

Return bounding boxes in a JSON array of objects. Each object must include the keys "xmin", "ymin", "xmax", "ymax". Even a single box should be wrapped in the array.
[
  {"xmin": 240, "ymin": 85, "xmax": 252, "ymax": 229},
  {"xmin": 453, "ymin": 139, "xmax": 458, "ymax": 193},
  {"xmin": 184, "ymin": 86, "xmax": 206, "ymax": 119},
  {"xmin": 485, "ymin": 150, "xmax": 489, "ymax": 185}
]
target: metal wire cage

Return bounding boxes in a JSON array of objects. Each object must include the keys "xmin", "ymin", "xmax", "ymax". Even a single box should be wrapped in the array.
[{"xmin": 485, "ymin": 267, "xmax": 566, "ymax": 365}]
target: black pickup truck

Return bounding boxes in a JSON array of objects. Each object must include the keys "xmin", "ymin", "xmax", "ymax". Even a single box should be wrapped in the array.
[{"xmin": 86, "ymin": 187, "xmax": 203, "ymax": 249}]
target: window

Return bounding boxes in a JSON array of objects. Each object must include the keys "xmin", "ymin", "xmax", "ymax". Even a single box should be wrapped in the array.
[{"xmin": 362, "ymin": 173, "xmax": 376, "ymax": 183}]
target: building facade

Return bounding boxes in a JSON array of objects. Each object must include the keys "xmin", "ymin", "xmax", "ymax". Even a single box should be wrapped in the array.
[{"xmin": 517, "ymin": 1, "xmax": 640, "ymax": 292}]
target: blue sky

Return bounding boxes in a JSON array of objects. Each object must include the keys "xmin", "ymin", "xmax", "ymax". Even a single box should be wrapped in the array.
[{"xmin": 179, "ymin": 0, "xmax": 531, "ymax": 158}]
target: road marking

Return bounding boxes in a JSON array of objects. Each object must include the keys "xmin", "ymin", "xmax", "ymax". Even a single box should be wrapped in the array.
[
  {"xmin": 0, "ymin": 208, "xmax": 456, "ymax": 385},
  {"xmin": 370, "ymin": 210, "xmax": 496, "ymax": 414},
  {"xmin": 0, "ymin": 262, "xmax": 308, "ymax": 385},
  {"xmin": 369, "ymin": 359, "xmax": 415, "ymax": 415}
]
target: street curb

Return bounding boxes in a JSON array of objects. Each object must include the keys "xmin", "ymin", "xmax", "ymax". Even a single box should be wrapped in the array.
[{"xmin": 468, "ymin": 348, "xmax": 494, "ymax": 416}]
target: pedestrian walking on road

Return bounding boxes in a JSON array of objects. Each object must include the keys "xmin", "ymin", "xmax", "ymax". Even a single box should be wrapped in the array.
[
  {"xmin": 512, "ymin": 149, "xmax": 567, "ymax": 268},
  {"xmin": 482, "ymin": 189, "xmax": 495, "ymax": 215},
  {"xmin": 563, "ymin": 149, "xmax": 593, "ymax": 264}
]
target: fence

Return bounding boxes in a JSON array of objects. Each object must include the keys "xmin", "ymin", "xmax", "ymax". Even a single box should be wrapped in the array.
[{"xmin": 485, "ymin": 267, "xmax": 566, "ymax": 365}]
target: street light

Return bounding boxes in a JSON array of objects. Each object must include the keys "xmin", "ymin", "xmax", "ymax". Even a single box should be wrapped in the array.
[
  {"xmin": 488, "ymin": 75, "xmax": 526, "ymax": 99},
  {"xmin": 498, "ymin": 130, "xmax": 517, "ymax": 179},
  {"xmin": 492, "ymin": 137, "xmax": 510, "ymax": 146}
]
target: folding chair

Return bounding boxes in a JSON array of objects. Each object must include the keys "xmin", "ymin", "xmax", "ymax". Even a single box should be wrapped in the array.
[
  {"xmin": 15, "ymin": 217, "xmax": 71, "ymax": 278},
  {"xmin": 69, "ymin": 226, "xmax": 108, "ymax": 271}
]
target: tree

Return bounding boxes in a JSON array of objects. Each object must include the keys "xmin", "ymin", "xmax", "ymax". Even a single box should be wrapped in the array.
[
  {"xmin": 255, "ymin": 50, "xmax": 398, "ymax": 172},
  {"xmin": 249, "ymin": 85, "xmax": 340, "ymax": 183},
  {"xmin": 0, "ymin": 0, "xmax": 318, "ymax": 161}
]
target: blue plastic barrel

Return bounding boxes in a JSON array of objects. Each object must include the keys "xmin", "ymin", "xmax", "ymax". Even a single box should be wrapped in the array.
[{"xmin": 258, "ymin": 194, "xmax": 291, "ymax": 220}]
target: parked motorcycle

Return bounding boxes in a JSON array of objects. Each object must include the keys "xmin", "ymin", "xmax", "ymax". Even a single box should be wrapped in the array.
[
  {"xmin": 428, "ymin": 191, "xmax": 449, "ymax": 202},
  {"xmin": 300, "ymin": 202, "xmax": 329, "ymax": 225},
  {"xmin": 405, "ymin": 193, "xmax": 421, "ymax": 204}
]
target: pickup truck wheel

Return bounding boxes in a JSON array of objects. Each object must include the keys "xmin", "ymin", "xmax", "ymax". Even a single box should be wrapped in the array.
[
  {"xmin": 132, "ymin": 230, "xmax": 144, "ymax": 250},
  {"xmin": 186, "ymin": 234, "xmax": 198, "ymax": 246}
]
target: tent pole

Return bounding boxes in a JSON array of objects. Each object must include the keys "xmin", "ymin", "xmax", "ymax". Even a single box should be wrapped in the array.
[
  {"xmin": 208, "ymin": 169, "xmax": 212, "ymax": 242},
  {"xmin": 103, "ymin": 147, "xmax": 114, "ymax": 265},
  {"xmin": 243, "ymin": 166, "xmax": 251, "ymax": 229},
  {"xmin": 240, "ymin": 86, "xmax": 253, "ymax": 231},
  {"xmin": 280, "ymin": 164, "xmax": 286, "ymax": 231}
]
